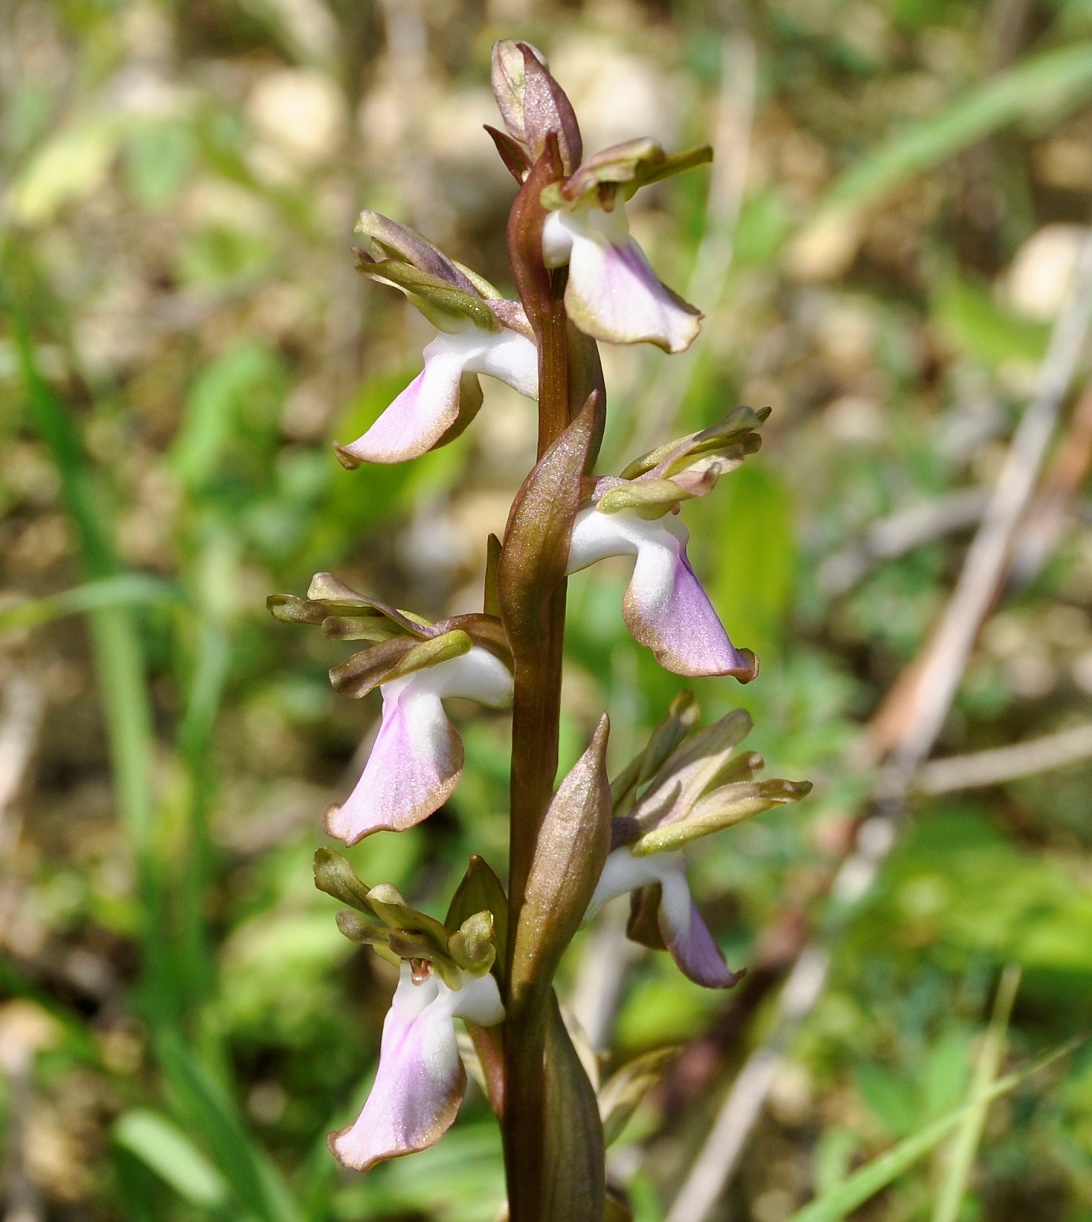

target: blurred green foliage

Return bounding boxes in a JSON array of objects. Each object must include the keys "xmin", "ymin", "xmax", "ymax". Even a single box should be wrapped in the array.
[{"xmin": 1, "ymin": 0, "xmax": 1091, "ymax": 1219}]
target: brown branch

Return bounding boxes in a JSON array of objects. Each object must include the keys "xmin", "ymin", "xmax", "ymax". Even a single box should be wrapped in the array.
[{"xmin": 916, "ymin": 721, "xmax": 1092, "ymax": 794}]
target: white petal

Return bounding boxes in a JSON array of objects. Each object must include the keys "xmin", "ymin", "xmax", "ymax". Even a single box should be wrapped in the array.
[
  {"xmin": 450, "ymin": 969, "xmax": 506, "ymax": 1027},
  {"xmin": 417, "ymin": 645, "xmax": 514, "ymax": 708},
  {"xmin": 463, "ymin": 328, "xmax": 539, "ymax": 400},
  {"xmin": 586, "ymin": 846, "xmax": 687, "ymax": 916}
]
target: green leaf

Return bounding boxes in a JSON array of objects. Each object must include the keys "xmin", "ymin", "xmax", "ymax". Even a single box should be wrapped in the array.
[
  {"xmin": 113, "ymin": 1109, "xmax": 229, "ymax": 1208},
  {"xmin": 6, "ymin": 114, "xmax": 122, "ymax": 224},
  {"xmin": 787, "ymin": 1040, "xmax": 1078, "ymax": 1222},
  {"xmin": 933, "ymin": 273, "xmax": 1051, "ymax": 367},
  {"xmin": 702, "ymin": 462, "xmax": 796, "ymax": 663}
]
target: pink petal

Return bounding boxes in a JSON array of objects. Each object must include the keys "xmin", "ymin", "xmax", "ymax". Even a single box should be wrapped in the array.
[
  {"xmin": 335, "ymin": 343, "xmax": 470, "ymax": 465},
  {"xmin": 334, "ymin": 328, "xmax": 538, "ymax": 466},
  {"xmin": 324, "ymin": 679, "xmax": 462, "ymax": 844},
  {"xmin": 324, "ymin": 648, "xmax": 513, "ymax": 844},
  {"xmin": 330, "ymin": 966, "xmax": 465, "ymax": 1172},
  {"xmin": 543, "ymin": 207, "xmax": 700, "ymax": 353},
  {"xmin": 568, "ymin": 508, "xmax": 756, "ymax": 680},
  {"xmin": 657, "ymin": 868, "xmax": 743, "ymax": 989}
]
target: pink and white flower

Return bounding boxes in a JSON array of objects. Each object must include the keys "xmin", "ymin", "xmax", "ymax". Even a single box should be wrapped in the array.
[
  {"xmin": 335, "ymin": 322, "xmax": 538, "ymax": 466},
  {"xmin": 586, "ymin": 697, "xmax": 812, "ymax": 988},
  {"xmin": 335, "ymin": 211, "xmax": 538, "ymax": 467},
  {"xmin": 542, "ymin": 202, "xmax": 701, "ymax": 353},
  {"xmin": 330, "ymin": 960, "xmax": 505, "ymax": 1172},
  {"xmin": 325, "ymin": 645, "xmax": 514, "ymax": 845},
  {"xmin": 567, "ymin": 501, "xmax": 755, "ymax": 680},
  {"xmin": 587, "ymin": 847, "xmax": 743, "ymax": 989}
]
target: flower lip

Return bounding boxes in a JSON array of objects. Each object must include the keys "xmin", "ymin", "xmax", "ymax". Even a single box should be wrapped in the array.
[
  {"xmin": 567, "ymin": 504, "xmax": 757, "ymax": 680},
  {"xmin": 542, "ymin": 206, "xmax": 702, "ymax": 353},
  {"xmin": 328, "ymin": 962, "xmax": 504, "ymax": 1172},
  {"xmin": 323, "ymin": 645, "xmax": 514, "ymax": 844},
  {"xmin": 334, "ymin": 324, "xmax": 538, "ymax": 468}
]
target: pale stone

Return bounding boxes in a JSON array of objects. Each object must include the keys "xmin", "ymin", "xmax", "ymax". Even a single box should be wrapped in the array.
[{"xmin": 1005, "ymin": 224, "xmax": 1088, "ymax": 321}]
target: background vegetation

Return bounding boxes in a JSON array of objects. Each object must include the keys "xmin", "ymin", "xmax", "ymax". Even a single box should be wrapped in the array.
[{"xmin": 2, "ymin": 0, "xmax": 1091, "ymax": 1218}]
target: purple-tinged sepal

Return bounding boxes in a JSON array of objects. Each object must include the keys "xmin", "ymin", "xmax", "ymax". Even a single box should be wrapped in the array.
[
  {"xmin": 566, "ymin": 407, "xmax": 768, "ymax": 680},
  {"xmin": 336, "ymin": 212, "xmax": 538, "ymax": 466},
  {"xmin": 267, "ymin": 575, "xmax": 513, "ymax": 842},
  {"xmin": 489, "ymin": 40, "xmax": 582, "ymax": 180},
  {"xmin": 314, "ymin": 851, "xmax": 505, "ymax": 1172},
  {"xmin": 587, "ymin": 696, "xmax": 811, "ymax": 988}
]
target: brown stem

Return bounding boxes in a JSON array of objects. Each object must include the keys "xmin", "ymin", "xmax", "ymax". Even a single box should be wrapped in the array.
[{"xmin": 503, "ymin": 278, "xmax": 571, "ymax": 1222}]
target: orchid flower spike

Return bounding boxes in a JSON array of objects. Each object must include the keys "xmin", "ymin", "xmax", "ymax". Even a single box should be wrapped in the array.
[
  {"xmin": 587, "ymin": 694, "xmax": 812, "ymax": 987},
  {"xmin": 314, "ymin": 850, "xmax": 506, "ymax": 1172},
  {"xmin": 336, "ymin": 212, "xmax": 538, "ymax": 466},
  {"xmin": 267, "ymin": 573, "xmax": 513, "ymax": 843},
  {"xmin": 566, "ymin": 406, "xmax": 769, "ymax": 679},
  {"xmin": 489, "ymin": 41, "xmax": 709, "ymax": 353}
]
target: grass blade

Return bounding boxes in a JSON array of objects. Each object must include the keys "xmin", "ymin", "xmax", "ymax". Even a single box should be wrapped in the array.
[
  {"xmin": 0, "ymin": 574, "xmax": 184, "ymax": 635},
  {"xmin": 157, "ymin": 1033, "xmax": 304, "ymax": 1222},
  {"xmin": 787, "ymin": 1039, "xmax": 1079, "ymax": 1222},
  {"xmin": 113, "ymin": 1108, "xmax": 230, "ymax": 1208},
  {"xmin": 810, "ymin": 41, "xmax": 1092, "ymax": 224},
  {"xmin": 931, "ymin": 965, "xmax": 1021, "ymax": 1222}
]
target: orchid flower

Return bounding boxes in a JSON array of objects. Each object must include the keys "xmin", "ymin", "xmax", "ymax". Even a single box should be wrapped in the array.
[
  {"xmin": 566, "ymin": 406, "xmax": 769, "ymax": 679},
  {"xmin": 268, "ymin": 573, "xmax": 513, "ymax": 843},
  {"xmin": 314, "ymin": 851, "xmax": 505, "ymax": 1172},
  {"xmin": 336, "ymin": 212, "xmax": 538, "ymax": 466},
  {"xmin": 490, "ymin": 42, "xmax": 709, "ymax": 353},
  {"xmin": 541, "ymin": 189, "xmax": 701, "ymax": 353},
  {"xmin": 587, "ymin": 694, "xmax": 812, "ymax": 988}
]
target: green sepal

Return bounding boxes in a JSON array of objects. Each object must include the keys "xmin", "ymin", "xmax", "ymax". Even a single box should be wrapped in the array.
[
  {"xmin": 448, "ymin": 910, "xmax": 497, "ymax": 975},
  {"xmin": 598, "ymin": 1046, "xmax": 679, "ymax": 1147},
  {"xmin": 357, "ymin": 257, "xmax": 502, "ymax": 334},
  {"xmin": 631, "ymin": 778, "xmax": 813, "ymax": 856},
  {"xmin": 595, "ymin": 478, "xmax": 695, "ymax": 517},
  {"xmin": 441, "ymin": 614, "xmax": 511, "ymax": 669},
  {"xmin": 335, "ymin": 911, "xmax": 402, "ymax": 968},
  {"xmin": 364, "ymin": 882, "xmax": 453, "ymax": 947},
  {"xmin": 619, "ymin": 405, "xmax": 769, "ymax": 481},
  {"xmin": 328, "ymin": 636, "xmax": 419, "ymax": 699},
  {"xmin": 384, "ymin": 629, "xmax": 474, "ymax": 682},
  {"xmin": 313, "ymin": 848, "xmax": 374, "ymax": 913},
  {"xmin": 611, "ymin": 691, "xmax": 699, "ymax": 817},
  {"xmin": 510, "ymin": 716, "xmax": 612, "ymax": 1006},
  {"xmin": 549, "ymin": 139, "xmax": 713, "ymax": 209},
  {"xmin": 445, "ymin": 855, "xmax": 509, "ymax": 983},
  {"xmin": 330, "ymin": 628, "xmax": 474, "ymax": 699}
]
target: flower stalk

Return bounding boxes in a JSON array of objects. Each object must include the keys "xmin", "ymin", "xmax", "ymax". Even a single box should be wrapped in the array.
[{"xmin": 267, "ymin": 37, "xmax": 812, "ymax": 1222}]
